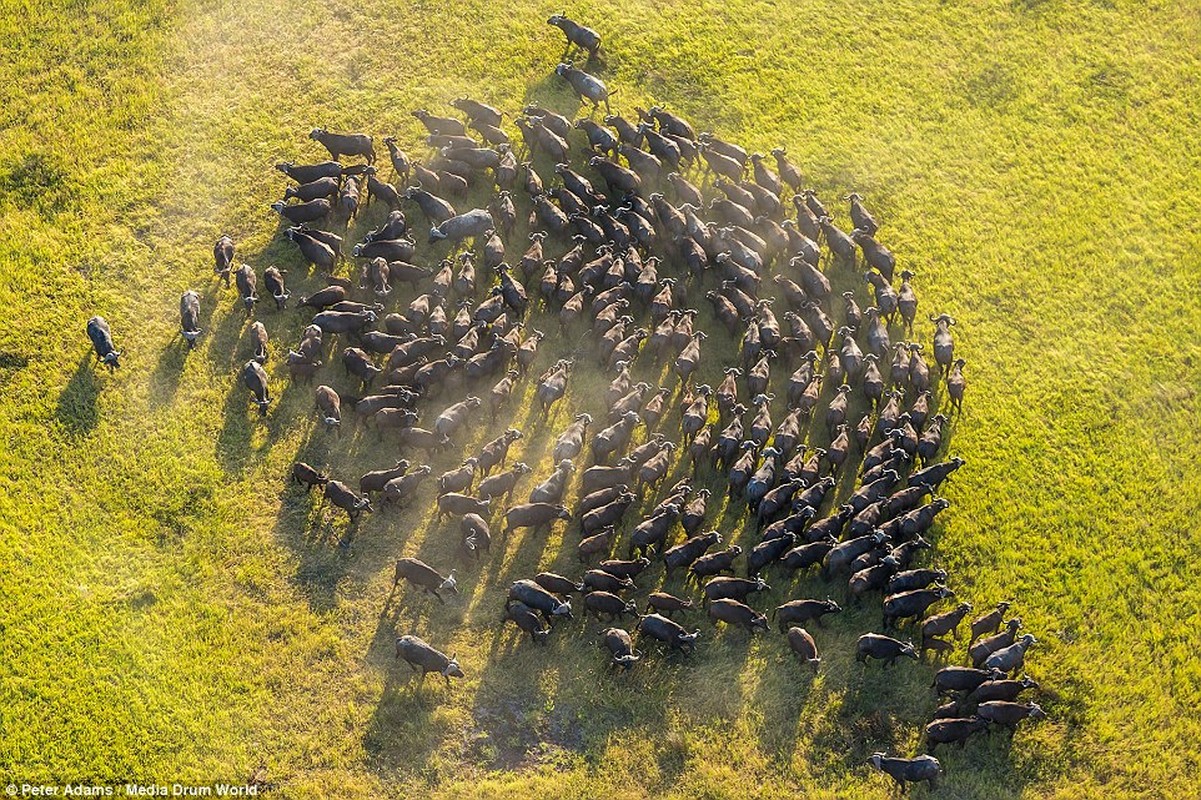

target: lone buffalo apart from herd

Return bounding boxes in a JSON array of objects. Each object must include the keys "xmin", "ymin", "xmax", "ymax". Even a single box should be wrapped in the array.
[{"xmin": 79, "ymin": 13, "xmax": 1046, "ymax": 788}]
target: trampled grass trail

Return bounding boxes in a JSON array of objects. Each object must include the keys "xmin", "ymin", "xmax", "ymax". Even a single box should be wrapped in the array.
[{"xmin": 1, "ymin": 0, "xmax": 1200, "ymax": 798}]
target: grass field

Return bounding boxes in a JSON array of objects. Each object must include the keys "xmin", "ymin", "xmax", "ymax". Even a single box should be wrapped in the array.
[{"xmin": 2, "ymin": 0, "xmax": 1200, "ymax": 797}]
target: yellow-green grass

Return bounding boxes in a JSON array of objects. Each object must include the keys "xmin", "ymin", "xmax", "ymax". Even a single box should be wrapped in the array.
[{"xmin": 2, "ymin": 0, "xmax": 1200, "ymax": 797}]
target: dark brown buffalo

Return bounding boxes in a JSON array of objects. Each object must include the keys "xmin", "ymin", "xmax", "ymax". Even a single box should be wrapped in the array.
[
  {"xmin": 213, "ymin": 235, "xmax": 235, "ymax": 284},
  {"xmin": 503, "ymin": 503, "xmax": 571, "ymax": 536},
  {"xmin": 292, "ymin": 462, "xmax": 329, "ymax": 492},
  {"xmin": 882, "ymin": 587, "xmax": 953, "ymax": 628},
  {"xmin": 393, "ymin": 557, "xmax": 457, "ymax": 601},
  {"xmin": 969, "ymin": 618, "xmax": 1023, "ymax": 667},
  {"xmin": 774, "ymin": 599, "xmax": 841, "ymax": 632},
  {"xmin": 786, "ymin": 627, "xmax": 820, "ymax": 673},
  {"xmin": 637, "ymin": 614, "xmax": 699, "ymax": 654},
  {"xmin": 534, "ymin": 573, "xmax": 584, "ymax": 596},
  {"xmin": 932, "ymin": 666, "xmax": 998, "ymax": 697},
  {"xmin": 887, "ymin": 567, "xmax": 947, "ymax": 595},
  {"xmin": 505, "ymin": 601, "xmax": 550, "ymax": 644},
  {"xmin": 868, "ymin": 753, "xmax": 942, "ymax": 793},
  {"xmin": 310, "ymin": 128, "xmax": 374, "ymax": 163},
  {"xmin": 702, "ymin": 576, "xmax": 768, "ymax": 605},
  {"xmin": 645, "ymin": 592, "xmax": 694, "ymax": 617},
  {"xmin": 708, "ymin": 599, "xmax": 768, "ymax": 633},
  {"xmin": 324, "ymin": 480, "xmax": 372, "ymax": 521},
  {"xmin": 359, "ymin": 460, "xmax": 411, "ymax": 495},
  {"xmin": 436, "ymin": 492, "xmax": 491, "ymax": 520},
  {"xmin": 583, "ymin": 591, "xmax": 638, "ymax": 621},
  {"xmin": 598, "ymin": 557, "xmax": 651, "ymax": 581},
  {"xmin": 969, "ymin": 601, "xmax": 1012, "ymax": 644},
  {"xmin": 663, "ymin": 530, "xmax": 722, "ymax": 576},
  {"xmin": 689, "ymin": 546, "xmax": 742, "ymax": 581},
  {"xmin": 920, "ymin": 602, "xmax": 973, "ymax": 650},
  {"xmin": 966, "ymin": 676, "xmax": 1039, "ymax": 705},
  {"xmin": 508, "ymin": 579, "xmax": 572, "ymax": 622},
  {"xmin": 582, "ymin": 569, "xmax": 634, "ymax": 594},
  {"xmin": 461, "ymin": 513, "xmax": 492, "ymax": 559},
  {"xmin": 976, "ymin": 701, "xmax": 1046, "ymax": 730},
  {"xmin": 924, "ymin": 717, "xmax": 988, "ymax": 752},
  {"xmin": 601, "ymin": 627, "xmax": 641, "ymax": 669},
  {"xmin": 395, "ymin": 635, "xmax": 463, "ymax": 687},
  {"xmin": 855, "ymin": 633, "xmax": 917, "ymax": 667}
]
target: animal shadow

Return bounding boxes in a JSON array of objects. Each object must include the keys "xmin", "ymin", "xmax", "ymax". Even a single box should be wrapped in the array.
[{"xmin": 55, "ymin": 356, "xmax": 101, "ymax": 436}]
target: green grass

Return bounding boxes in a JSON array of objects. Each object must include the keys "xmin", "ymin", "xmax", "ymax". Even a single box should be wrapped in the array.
[{"xmin": 2, "ymin": 0, "xmax": 1200, "ymax": 797}]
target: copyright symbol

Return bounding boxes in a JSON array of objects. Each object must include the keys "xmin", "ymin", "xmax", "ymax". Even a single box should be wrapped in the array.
[{"xmin": 5, "ymin": 785, "xmax": 16, "ymax": 796}]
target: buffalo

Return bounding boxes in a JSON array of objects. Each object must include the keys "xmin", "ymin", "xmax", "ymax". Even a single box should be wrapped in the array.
[
  {"xmin": 708, "ymin": 599, "xmax": 768, "ymax": 633},
  {"xmin": 555, "ymin": 63, "xmax": 612, "ymax": 111},
  {"xmin": 868, "ymin": 753, "xmax": 942, "ymax": 793},
  {"xmin": 460, "ymin": 513, "xmax": 492, "ymax": 559},
  {"xmin": 359, "ymin": 460, "xmax": 411, "ymax": 495},
  {"xmin": 395, "ymin": 635, "xmax": 463, "ymax": 687},
  {"xmin": 663, "ymin": 530, "xmax": 722, "ymax": 576},
  {"xmin": 637, "ymin": 613, "xmax": 699, "ymax": 654},
  {"xmin": 529, "ymin": 459, "xmax": 574, "ymax": 504},
  {"xmin": 932, "ymin": 666, "xmax": 998, "ymax": 697},
  {"xmin": 645, "ymin": 592, "xmax": 694, "ymax": 617},
  {"xmin": 967, "ymin": 676, "xmax": 1039, "ymax": 705},
  {"xmin": 310, "ymin": 128, "xmax": 374, "ymax": 163},
  {"xmin": 436, "ymin": 492, "xmax": 491, "ymax": 521},
  {"xmin": 292, "ymin": 462, "xmax": 328, "ymax": 492},
  {"xmin": 86, "ymin": 316, "xmax": 121, "ymax": 370},
  {"xmin": 213, "ymin": 235, "xmax": 235, "ymax": 284},
  {"xmin": 786, "ymin": 627, "xmax": 821, "ymax": 673},
  {"xmin": 855, "ymin": 633, "xmax": 918, "ymax": 667},
  {"xmin": 924, "ymin": 717, "xmax": 988, "ymax": 752},
  {"xmin": 503, "ymin": 502, "xmax": 571, "ymax": 537},
  {"xmin": 393, "ymin": 557, "xmax": 457, "ymax": 601},
  {"xmin": 774, "ymin": 599, "xmax": 842, "ymax": 632},
  {"xmin": 702, "ymin": 576, "xmax": 768, "ymax": 605},
  {"xmin": 983, "ymin": 634, "xmax": 1037, "ymax": 675},
  {"xmin": 977, "ymin": 701, "xmax": 1046, "ymax": 730},
  {"xmin": 601, "ymin": 627, "xmax": 641, "ymax": 669},
  {"xmin": 242, "ymin": 360, "xmax": 270, "ymax": 415},
  {"xmin": 547, "ymin": 14, "xmax": 600, "ymax": 58},
  {"xmin": 534, "ymin": 572, "xmax": 584, "ymax": 596},
  {"xmin": 883, "ymin": 587, "xmax": 954, "ymax": 628},
  {"xmin": 970, "ymin": 618, "xmax": 1023, "ymax": 667},
  {"xmin": 476, "ymin": 463, "xmax": 532, "ymax": 501},
  {"xmin": 969, "ymin": 601, "xmax": 1012, "ymax": 644},
  {"xmin": 584, "ymin": 591, "xmax": 639, "ymax": 621},
  {"xmin": 505, "ymin": 601, "xmax": 551, "ymax": 644},
  {"xmin": 430, "ymin": 208, "xmax": 494, "ymax": 245},
  {"xmin": 264, "ymin": 266, "xmax": 289, "ymax": 309},
  {"xmin": 179, "ymin": 291, "xmax": 202, "ymax": 348},
  {"xmin": 271, "ymin": 198, "xmax": 330, "ymax": 224},
  {"xmin": 508, "ymin": 579, "xmax": 572, "ymax": 623},
  {"xmin": 323, "ymin": 480, "xmax": 372, "ymax": 522},
  {"xmin": 689, "ymin": 546, "xmax": 742, "ymax": 581}
]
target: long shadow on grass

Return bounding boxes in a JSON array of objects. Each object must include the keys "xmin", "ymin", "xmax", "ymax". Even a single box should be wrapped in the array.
[
  {"xmin": 215, "ymin": 376, "xmax": 291, "ymax": 475},
  {"xmin": 151, "ymin": 289, "xmax": 226, "ymax": 408},
  {"xmin": 278, "ymin": 423, "xmax": 436, "ymax": 614},
  {"xmin": 360, "ymin": 611, "xmax": 446, "ymax": 777},
  {"xmin": 521, "ymin": 73, "xmax": 583, "ymax": 123},
  {"xmin": 152, "ymin": 284, "xmax": 224, "ymax": 408},
  {"xmin": 55, "ymin": 356, "xmax": 101, "ymax": 436},
  {"xmin": 458, "ymin": 617, "xmax": 673, "ymax": 773},
  {"xmin": 205, "ymin": 288, "xmax": 258, "ymax": 373}
]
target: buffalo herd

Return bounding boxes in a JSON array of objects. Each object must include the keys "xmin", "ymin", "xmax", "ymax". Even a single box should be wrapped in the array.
[{"xmin": 83, "ymin": 14, "xmax": 1047, "ymax": 793}]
